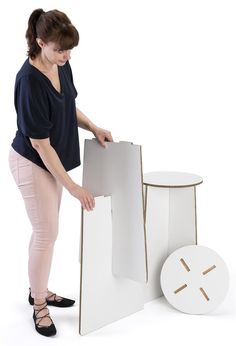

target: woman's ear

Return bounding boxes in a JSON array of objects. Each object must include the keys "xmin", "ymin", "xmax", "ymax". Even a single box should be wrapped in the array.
[{"xmin": 36, "ymin": 38, "xmax": 45, "ymax": 49}]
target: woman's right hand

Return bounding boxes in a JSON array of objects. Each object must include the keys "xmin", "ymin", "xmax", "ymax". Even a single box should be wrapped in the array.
[
  {"xmin": 28, "ymin": 138, "xmax": 95, "ymax": 211},
  {"xmin": 69, "ymin": 184, "xmax": 95, "ymax": 211}
]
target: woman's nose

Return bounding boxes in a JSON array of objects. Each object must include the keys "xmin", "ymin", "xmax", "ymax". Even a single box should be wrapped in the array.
[{"xmin": 63, "ymin": 50, "xmax": 71, "ymax": 60}]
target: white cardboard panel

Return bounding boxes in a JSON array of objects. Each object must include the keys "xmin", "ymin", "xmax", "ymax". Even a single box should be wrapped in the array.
[
  {"xmin": 144, "ymin": 186, "xmax": 169, "ymax": 302},
  {"xmin": 145, "ymin": 186, "xmax": 197, "ymax": 303},
  {"xmin": 82, "ymin": 139, "xmax": 147, "ymax": 283},
  {"xmin": 79, "ymin": 196, "xmax": 144, "ymax": 335},
  {"xmin": 143, "ymin": 171, "xmax": 203, "ymax": 187},
  {"xmin": 168, "ymin": 187, "xmax": 196, "ymax": 254}
]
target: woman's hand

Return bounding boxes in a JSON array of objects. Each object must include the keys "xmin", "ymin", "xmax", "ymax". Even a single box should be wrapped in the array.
[
  {"xmin": 92, "ymin": 126, "xmax": 113, "ymax": 148},
  {"xmin": 69, "ymin": 184, "xmax": 95, "ymax": 211},
  {"xmin": 75, "ymin": 107, "xmax": 113, "ymax": 147}
]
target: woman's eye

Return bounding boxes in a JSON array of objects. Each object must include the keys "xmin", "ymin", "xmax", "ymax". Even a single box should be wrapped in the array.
[{"xmin": 54, "ymin": 49, "xmax": 64, "ymax": 54}]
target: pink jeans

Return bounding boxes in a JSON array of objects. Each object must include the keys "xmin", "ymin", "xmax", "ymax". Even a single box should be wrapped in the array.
[{"xmin": 9, "ymin": 147, "xmax": 63, "ymax": 299}]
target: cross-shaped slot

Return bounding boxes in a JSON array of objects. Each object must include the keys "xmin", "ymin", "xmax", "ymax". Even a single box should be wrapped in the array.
[{"xmin": 173, "ymin": 259, "xmax": 214, "ymax": 302}]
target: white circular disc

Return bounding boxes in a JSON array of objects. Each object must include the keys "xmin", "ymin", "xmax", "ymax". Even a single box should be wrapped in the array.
[
  {"xmin": 143, "ymin": 171, "xmax": 203, "ymax": 187},
  {"xmin": 160, "ymin": 245, "xmax": 229, "ymax": 314}
]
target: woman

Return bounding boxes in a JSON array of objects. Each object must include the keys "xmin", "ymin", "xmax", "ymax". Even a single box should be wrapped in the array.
[{"xmin": 8, "ymin": 8, "xmax": 113, "ymax": 337}]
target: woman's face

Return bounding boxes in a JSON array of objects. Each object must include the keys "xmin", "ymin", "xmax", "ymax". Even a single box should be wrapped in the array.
[{"xmin": 37, "ymin": 39, "xmax": 72, "ymax": 66}]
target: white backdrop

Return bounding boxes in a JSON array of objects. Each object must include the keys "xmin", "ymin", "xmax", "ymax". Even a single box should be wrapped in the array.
[{"xmin": 1, "ymin": 1, "xmax": 235, "ymax": 345}]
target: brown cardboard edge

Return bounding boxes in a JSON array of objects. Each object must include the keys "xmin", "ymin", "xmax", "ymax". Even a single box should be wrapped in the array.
[
  {"xmin": 140, "ymin": 146, "xmax": 148, "ymax": 283},
  {"xmin": 79, "ymin": 207, "xmax": 84, "ymax": 335},
  {"xmin": 143, "ymin": 180, "xmax": 203, "ymax": 189}
]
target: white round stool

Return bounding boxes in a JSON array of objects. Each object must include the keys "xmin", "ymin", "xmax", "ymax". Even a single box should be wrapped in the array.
[
  {"xmin": 160, "ymin": 245, "xmax": 229, "ymax": 314},
  {"xmin": 143, "ymin": 171, "xmax": 203, "ymax": 302}
]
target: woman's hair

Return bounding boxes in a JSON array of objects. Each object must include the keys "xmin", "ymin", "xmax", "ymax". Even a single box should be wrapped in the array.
[{"xmin": 26, "ymin": 8, "xmax": 79, "ymax": 59}]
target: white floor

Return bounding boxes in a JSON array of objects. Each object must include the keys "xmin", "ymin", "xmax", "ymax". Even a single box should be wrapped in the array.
[
  {"xmin": 1, "ymin": 286, "xmax": 235, "ymax": 346},
  {"xmin": 1, "ymin": 247, "xmax": 235, "ymax": 346}
]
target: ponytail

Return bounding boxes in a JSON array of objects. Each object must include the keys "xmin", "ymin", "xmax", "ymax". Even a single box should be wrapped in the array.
[{"xmin": 25, "ymin": 8, "xmax": 45, "ymax": 59}]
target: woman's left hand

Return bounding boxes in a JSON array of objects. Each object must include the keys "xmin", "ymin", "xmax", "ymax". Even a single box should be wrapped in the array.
[{"xmin": 92, "ymin": 126, "xmax": 113, "ymax": 148}]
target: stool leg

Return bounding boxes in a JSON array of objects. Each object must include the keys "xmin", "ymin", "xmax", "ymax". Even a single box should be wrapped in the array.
[
  {"xmin": 168, "ymin": 187, "xmax": 197, "ymax": 255},
  {"xmin": 145, "ymin": 186, "xmax": 169, "ymax": 302},
  {"xmin": 194, "ymin": 186, "xmax": 198, "ymax": 245}
]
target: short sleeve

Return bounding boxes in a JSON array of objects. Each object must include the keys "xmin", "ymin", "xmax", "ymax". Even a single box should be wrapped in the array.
[{"xmin": 14, "ymin": 74, "xmax": 53, "ymax": 139}]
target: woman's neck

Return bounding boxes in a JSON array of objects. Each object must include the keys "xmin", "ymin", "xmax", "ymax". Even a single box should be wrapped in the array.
[{"xmin": 30, "ymin": 54, "xmax": 56, "ymax": 74}]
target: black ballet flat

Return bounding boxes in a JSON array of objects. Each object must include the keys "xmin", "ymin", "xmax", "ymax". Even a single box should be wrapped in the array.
[
  {"xmin": 29, "ymin": 289, "xmax": 75, "ymax": 308},
  {"xmin": 33, "ymin": 301, "xmax": 57, "ymax": 337}
]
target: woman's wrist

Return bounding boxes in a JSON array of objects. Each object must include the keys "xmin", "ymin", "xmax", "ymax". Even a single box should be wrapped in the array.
[
  {"xmin": 66, "ymin": 181, "xmax": 78, "ymax": 193},
  {"xmin": 88, "ymin": 122, "xmax": 98, "ymax": 134}
]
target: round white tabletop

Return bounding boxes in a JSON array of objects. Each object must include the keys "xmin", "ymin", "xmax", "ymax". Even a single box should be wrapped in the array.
[
  {"xmin": 143, "ymin": 171, "xmax": 203, "ymax": 188},
  {"xmin": 160, "ymin": 245, "xmax": 229, "ymax": 314}
]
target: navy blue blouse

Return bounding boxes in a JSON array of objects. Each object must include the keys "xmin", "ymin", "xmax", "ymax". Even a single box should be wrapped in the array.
[{"xmin": 11, "ymin": 59, "xmax": 81, "ymax": 172}]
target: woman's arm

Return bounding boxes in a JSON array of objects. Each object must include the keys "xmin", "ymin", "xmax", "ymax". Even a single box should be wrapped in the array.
[
  {"xmin": 30, "ymin": 137, "xmax": 95, "ymax": 211},
  {"xmin": 76, "ymin": 107, "xmax": 113, "ymax": 147}
]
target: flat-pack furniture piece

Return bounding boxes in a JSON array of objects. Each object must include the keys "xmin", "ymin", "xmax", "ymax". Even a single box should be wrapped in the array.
[
  {"xmin": 79, "ymin": 196, "xmax": 145, "ymax": 335},
  {"xmin": 160, "ymin": 245, "xmax": 229, "ymax": 314},
  {"xmin": 82, "ymin": 139, "xmax": 147, "ymax": 283},
  {"xmin": 79, "ymin": 139, "xmax": 147, "ymax": 334},
  {"xmin": 143, "ymin": 171, "xmax": 203, "ymax": 302}
]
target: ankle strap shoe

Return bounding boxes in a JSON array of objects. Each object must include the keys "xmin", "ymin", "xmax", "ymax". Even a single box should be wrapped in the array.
[
  {"xmin": 29, "ymin": 288, "xmax": 75, "ymax": 308},
  {"xmin": 33, "ymin": 301, "xmax": 57, "ymax": 337}
]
